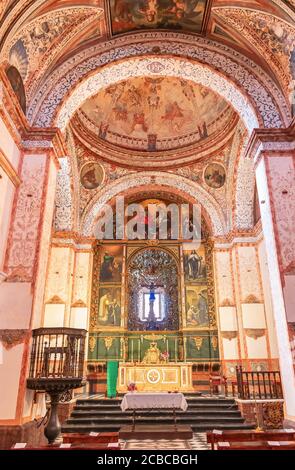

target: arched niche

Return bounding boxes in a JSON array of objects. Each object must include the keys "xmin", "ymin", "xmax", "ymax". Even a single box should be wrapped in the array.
[{"xmin": 127, "ymin": 247, "xmax": 179, "ymax": 331}]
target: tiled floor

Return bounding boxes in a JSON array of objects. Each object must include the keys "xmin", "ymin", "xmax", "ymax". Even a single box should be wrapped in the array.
[{"xmin": 121, "ymin": 433, "xmax": 210, "ymax": 450}]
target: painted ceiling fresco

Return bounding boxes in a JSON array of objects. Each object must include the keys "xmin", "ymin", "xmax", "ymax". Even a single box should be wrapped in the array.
[
  {"xmin": 109, "ymin": 0, "xmax": 210, "ymax": 35},
  {"xmin": 79, "ymin": 76, "xmax": 234, "ymax": 152}
]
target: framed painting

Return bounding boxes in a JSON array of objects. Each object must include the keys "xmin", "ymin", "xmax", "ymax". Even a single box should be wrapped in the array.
[
  {"xmin": 100, "ymin": 245, "xmax": 123, "ymax": 283},
  {"xmin": 185, "ymin": 285, "xmax": 209, "ymax": 328},
  {"xmin": 80, "ymin": 162, "xmax": 105, "ymax": 190},
  {"xmin": 98, "ymin": 286, "xmax": 122, "ymax": 327},
  {"xmin": 183, "ymin": 244, "xmax": 207, "ymax": 283},
  {"xmin": 203, "ymin": 163, "xmax": 226, "ymax": 189},
  {"xmin": 109, "ymin": 0, "xmax": 212, "ymax": 36}
]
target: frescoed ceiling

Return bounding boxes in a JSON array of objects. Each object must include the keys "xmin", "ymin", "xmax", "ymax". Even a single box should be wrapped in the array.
[
  {"xmin": 108, "ymin": 0, "xmax": 211, "ymax": 36},
  {"xmin": 0, "ymin": 1, "xmax": 295, "ymax": 111},
  {"xmin": 77, "ymin": 76, "xmax": 236, "ymax": 152}
]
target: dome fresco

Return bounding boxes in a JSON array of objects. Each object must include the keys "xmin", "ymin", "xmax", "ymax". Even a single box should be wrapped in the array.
[{"xmin": 79, "ymin": 76, "xmax": 234, "ymax": 152}]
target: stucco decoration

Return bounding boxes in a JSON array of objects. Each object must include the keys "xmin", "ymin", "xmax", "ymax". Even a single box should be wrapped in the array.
[
  {"xmin": 0, "ymin": 329, "xmax": 29, "ymax": 350},
  {"xmin": 81, "ymin": 172, "xmax": 227, "ymax": 237},
  {"xmin": 4, "ymin": 6, "xmax": 104, "ymax": 98},
  {"xmin": 28, "ymin": 33, "xmax": 289, "ymax": 129},
  {"xmin": 215, "ymin": 8, "xmax": 295, "ymax": 94},
  {"xmin": 54, "ymin": 157, "xmax": 73, "ymax": 232},
  {"xmin": 4, "ymin": 154, "xmax": 47, "ymax": 282},
  {"xmin": 235, "ymin": 158, "xmax": 256, "ymax": 230}
]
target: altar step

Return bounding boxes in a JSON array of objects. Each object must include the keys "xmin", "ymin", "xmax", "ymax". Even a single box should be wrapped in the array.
[{"xmin": 62, "ymin": 397, "xmax": 254, "ymax": 433}]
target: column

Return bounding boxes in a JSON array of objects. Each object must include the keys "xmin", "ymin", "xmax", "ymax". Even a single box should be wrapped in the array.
[
  {"xmin": 247, "ymin": 128, "xmax": 295, "ymax": 422},
  {"xmin": 0, "ymin": 72, "xmax": 65, "ymax": 428}
]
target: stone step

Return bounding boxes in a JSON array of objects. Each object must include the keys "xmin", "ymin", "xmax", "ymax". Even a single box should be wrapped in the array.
[
  {"xmin": 66, "ymin": 415, "xmax": 245, "ymax": 425},
  {"xmin": 74, "ymin": 403, "xmax": 238, "ymax": 411},
  {"xmin": 62, "ymin": 422, "xmax": 254, "ymax": 434},
  {"xmin": 76, "ymin": 398, "xmax": 236, "ymax": 406},
  {"xmin": 71, "ymin": 410, "xmax": 241, "ymax": 418}
]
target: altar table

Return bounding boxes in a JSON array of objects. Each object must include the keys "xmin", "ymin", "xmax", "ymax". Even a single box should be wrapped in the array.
[
  {"xmin": 121, "ymin": 392, "xmax": 188, "ymax": 412},
  {"xmin": 118, "ymin": 362, "xmax": 193, "ymax": 393}
]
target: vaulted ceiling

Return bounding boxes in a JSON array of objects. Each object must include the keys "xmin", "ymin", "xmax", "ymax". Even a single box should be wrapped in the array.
[{"xmin": 1, "ymin": 1, "xmax": 295, "ymax": 106}]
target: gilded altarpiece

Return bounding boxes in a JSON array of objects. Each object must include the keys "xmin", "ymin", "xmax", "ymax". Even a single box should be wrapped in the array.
[{"xmin": 88, "ymin": 239, "xmax": 219, "ymax": 365}]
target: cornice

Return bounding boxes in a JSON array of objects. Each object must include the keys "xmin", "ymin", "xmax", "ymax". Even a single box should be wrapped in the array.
[
  {"xmin": 245, "ymin": 126, "xmax": 295, "ymax": 163},
  {"xmin": 0, "ymin": 148, "xmax": 21, "ymax": 187},
  {"xmin": 0, "ymin": 67, "xmax": 66, "ymax": 168}
]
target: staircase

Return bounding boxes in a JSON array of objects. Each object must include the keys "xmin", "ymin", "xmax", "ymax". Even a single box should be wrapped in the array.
[{"xmin": 62, "ymin": 395, "xmax": 254, "ymax": 434}]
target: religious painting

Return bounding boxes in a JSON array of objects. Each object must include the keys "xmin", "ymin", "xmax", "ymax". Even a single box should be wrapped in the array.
[
  {"xmin": 98, "ymin": 287, "xmax": 122, "ymax": 327},
  {"xmin": 6, "ymin": 65, "xmax": 26, "ymax": 114},
  {"xmin": 80, "ymin": 162, "xmax": 104, "ymax": 190},
  {"xmin": 183, "ymin": 244, "xmax": 207, "ymax": 283},
  {"xmin": 185, "ymin": 285, "xmax": 209, "ymax": 327},
  {"xmin": 81, "ymin": 76, "xmax": 231, "ymax": 152},
  {"xmin": 203, "ymin": 163, "xmax": 226, "ymax": 189},
  {"xmin": 100, "ymin": 245, "xmax": 123, "ymax": 283},
  {"xmin": 109, "ymin": 0, "xmax": 210, "ymax": 36}
]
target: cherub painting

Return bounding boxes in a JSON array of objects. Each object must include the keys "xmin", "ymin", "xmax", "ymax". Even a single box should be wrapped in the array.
[{"xmin": 110, "ymin": 0, "xmax": 209, "ymax": 35}]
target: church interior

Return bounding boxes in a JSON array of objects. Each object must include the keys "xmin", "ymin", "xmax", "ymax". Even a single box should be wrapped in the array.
[{"xmin": 0, "ymin": 0, "xmax": 295, "ymax": 453}]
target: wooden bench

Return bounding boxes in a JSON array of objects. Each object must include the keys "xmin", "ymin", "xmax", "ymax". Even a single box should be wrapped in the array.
[
  {"xmin": 217, "ymin": 440, "xmax": 295, "ymax": 451},
  {"xmin": 207, "ymin": 429, "xmax": 295, "ymax": 450},
  {"xmin": 62, "ymin": 432, "xmax": 119, "ymax": 444},
  {"xmin": 12, "ymin": 442, "xmax": 120, "ymax": 450}
]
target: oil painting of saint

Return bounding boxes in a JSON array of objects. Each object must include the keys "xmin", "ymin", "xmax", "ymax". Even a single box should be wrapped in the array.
[
  {"xmin": 204, "ymin": 163, "xmax": 226, "ymax": 189},
  {"xmin": 110, "ymin": 0, "xmax": 209, "ymax": 36},
  {"xmin": 80, "ymin": 162, "xmax": 104, "ymax": 190},
  {"xmin": 100, "ymin": 246, "xmax": 123, "ymax": 283},
  {"xmin": 98, "ymin": 287, "xmax": 122, "ymax": 327},
  {"xmin": 186, "ymin": 286, "xmax": 209, "ymax": 327},
  {"xmin": 183, "ymin": 245, "xmax": 207, "ymax": 283}
]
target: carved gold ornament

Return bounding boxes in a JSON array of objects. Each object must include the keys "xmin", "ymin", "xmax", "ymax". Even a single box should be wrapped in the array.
[
  {"xmin": 211, "ymin": 336, "xmax": 218, "ymax": 351},
  {"xmin": 89, "ymin": 336, "xmax": 96, "ymax": 353},
  {"xmin": 104, "ymin": 337, "xmax": 114, "ymax": 350},
  {"xmin": 194, "ymin": 337, "xmax": 203, "ymax": 351}
]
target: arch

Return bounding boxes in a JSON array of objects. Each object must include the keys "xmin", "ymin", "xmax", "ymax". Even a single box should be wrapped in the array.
[
  {"xmin": 80, "ymin": 172, "xmax": 227, "ymax": 237},
  {"xmin": 28, "ymin": 33, "xmax": 290, "ymax": 130}
]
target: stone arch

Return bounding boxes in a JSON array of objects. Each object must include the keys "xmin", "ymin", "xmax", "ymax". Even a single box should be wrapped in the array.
[
  {"xmin": 28, "ymin": 33, "xmax": 290, "ymax": 129},
  {"xmin": 80, "ymin": 172, "xmax": 227, "ymax": 237}
]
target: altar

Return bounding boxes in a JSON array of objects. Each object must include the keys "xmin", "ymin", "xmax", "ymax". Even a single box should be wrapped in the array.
[{"xmin": 117, "ymin": 362, "xmax": 194, "ymax": 393}]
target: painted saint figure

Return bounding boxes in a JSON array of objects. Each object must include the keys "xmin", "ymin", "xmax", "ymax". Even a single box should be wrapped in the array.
[{"xmin": 187, "ymin": 250, "xmax": 202, "ymax": 279}]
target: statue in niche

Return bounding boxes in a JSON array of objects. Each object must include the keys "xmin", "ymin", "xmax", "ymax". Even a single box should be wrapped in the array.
[{"xmin": 142, "ymin": 341, "xmax": 162, "ymax": 364}]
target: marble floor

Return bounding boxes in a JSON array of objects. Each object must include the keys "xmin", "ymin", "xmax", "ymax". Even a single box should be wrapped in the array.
[{"xmin": 121, "ymin": 433, "xmax": 209, "ymax": 450}]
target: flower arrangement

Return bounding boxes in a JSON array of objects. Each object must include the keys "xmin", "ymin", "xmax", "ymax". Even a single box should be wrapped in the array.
[
  {"xmin": 160, "ymin": 351, "xmax": 170, "ymax": 362},
  {"xmin": 127, "ymin": 382, "xmax": 137, "ymax": 392}
]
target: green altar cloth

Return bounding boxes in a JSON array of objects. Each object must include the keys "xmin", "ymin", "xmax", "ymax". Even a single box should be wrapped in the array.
[{"xmin": 107, "ymin": 361, "xmax": 119, "ymax": 398}]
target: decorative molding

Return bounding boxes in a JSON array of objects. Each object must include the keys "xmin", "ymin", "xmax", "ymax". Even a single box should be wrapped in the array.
[
  {"xmin": 244, "ymin": 328, "xmax": 266, "ymax": 340},
  {"xmin": 71, "ymin": 300, "xmax": 87, "ymax": 308},
  {"xmin": 46, "ymin": 295, "xmax": 64, "ymax": 305},
  {"xmin": 81, "ymin": 172, "xmax": 227, "ymax": 237},
  {"xmin": 0, "ymin": 329, "xmax": 29, "ymax": 350},
  {"xmin": 0, "ymin": 148, "xmax": 21, "ymax": 187},
  {"xmin": 243, "ymin": 294, "xmax": 261, "ymax": 304},
  {"xmin": 221, "ymin": 331, "xmax": 238, "ymax": 341},
  {"xmin": 27, "ymin": 33, "xmax": 289, "ymax": 129},
  {"xmin": 0, "ymin": 272, "xmax": 7, "ymax": 284}
]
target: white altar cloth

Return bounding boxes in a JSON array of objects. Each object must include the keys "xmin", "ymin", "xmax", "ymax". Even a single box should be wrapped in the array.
[{"xmin": 121, "ymin": 392, "xmax": 188, "ymax": 412}]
